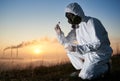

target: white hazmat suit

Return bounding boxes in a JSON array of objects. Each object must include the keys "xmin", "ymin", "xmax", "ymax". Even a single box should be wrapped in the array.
[{"xmin": 56, "ymin": 3, "xmax": 113, "ymax": 80}]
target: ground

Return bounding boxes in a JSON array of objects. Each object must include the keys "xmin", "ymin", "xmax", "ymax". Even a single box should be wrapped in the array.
[{"xmin": 0, "ymin": 55, "xmax": 120, "ymax": 81}]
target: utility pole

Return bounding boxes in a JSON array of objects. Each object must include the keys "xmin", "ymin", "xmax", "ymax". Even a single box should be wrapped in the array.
[
  {"xmin": 11, "ymin": 47, "xmax": 12, "ymax": 57},
  {"xmin": 16, "ymin": 47, "xmax": 18, "ymax": 58}
]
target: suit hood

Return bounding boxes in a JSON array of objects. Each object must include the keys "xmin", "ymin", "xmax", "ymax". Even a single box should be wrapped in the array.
[{"xmin": 65, "ymin": 2, "xmax": 85, "ymax": 19}]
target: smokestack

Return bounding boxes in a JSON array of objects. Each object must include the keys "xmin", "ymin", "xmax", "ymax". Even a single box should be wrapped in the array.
[
  {"xmin": 16, "ymin": 47, "xmax": 18, "ymax": 57},
  {"xmin": 11, "ymin": 47, "xmax": 12, "ymax": 57},
  {"xmin": 3, "ymin": 50, "xmax": 5, "ymax": 55}
]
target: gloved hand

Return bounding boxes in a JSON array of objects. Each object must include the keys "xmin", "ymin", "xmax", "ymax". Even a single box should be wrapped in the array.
[
  {"xmin": 65, "ymin": 45, "xmax": 76, "ymax": 52},
  {"xmin": 55, "ymin": 22, "xmax": 61, "ymax": 35}
]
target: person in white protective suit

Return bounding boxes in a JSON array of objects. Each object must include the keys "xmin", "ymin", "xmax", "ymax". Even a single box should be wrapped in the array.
[{"xmin": 55, "ymin": 2, "xmax": 113, "ymax": 80}]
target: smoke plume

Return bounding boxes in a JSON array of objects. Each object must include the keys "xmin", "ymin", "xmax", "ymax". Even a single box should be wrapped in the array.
[{"xmin": 3, "ymin": 37, "xmax": 58, "ymax": 51}]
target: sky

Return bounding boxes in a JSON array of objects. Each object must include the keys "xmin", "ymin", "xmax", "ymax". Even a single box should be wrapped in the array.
[{"xmin": 0, "ymin": 0, "xmax": 120, "ymax": 59}]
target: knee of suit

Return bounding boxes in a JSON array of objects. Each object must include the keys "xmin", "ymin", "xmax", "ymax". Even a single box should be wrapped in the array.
[{"xmin": 79, "ymin": 72, "xmax": 94, "ymax": 80}]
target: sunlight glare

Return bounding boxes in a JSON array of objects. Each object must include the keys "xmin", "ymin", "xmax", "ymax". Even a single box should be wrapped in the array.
[{"xmin": 34, "ymin": 48, "xmax": 41, "ymax": 54}]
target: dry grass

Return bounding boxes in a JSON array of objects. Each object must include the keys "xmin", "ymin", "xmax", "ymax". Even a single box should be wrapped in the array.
[{"xmin": 0, "ymin": 55, "xmax": 120, "ymax": 81}]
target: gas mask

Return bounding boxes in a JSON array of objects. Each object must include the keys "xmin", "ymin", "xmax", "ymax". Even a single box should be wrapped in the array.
[{"xmin": 65, "ymin": 13, "xmax": 81, "ymax": 27}]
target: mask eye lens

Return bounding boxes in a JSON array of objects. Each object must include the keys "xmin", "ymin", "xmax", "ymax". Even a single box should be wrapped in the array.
[{"xmin": 65, "ymin": 13, "xmax": 75, "ymax": 19}]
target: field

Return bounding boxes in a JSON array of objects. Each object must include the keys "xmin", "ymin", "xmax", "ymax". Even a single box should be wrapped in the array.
[{"xmin": 0, "ymin": 55, "xmax": 120, "ymax": 81}]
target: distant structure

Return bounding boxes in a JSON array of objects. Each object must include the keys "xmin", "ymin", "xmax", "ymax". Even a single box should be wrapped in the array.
[
  {"xmin": 3, "ymin": 50, "xmax": 5, "ymax": 55},
  {"xmin": 11, "ymin": 47, "xmax": 12, "ymax": 57},
  {"xmin": 16, "ymin": 47, "xmax": 18, "ymax": 57},
  {"xmin": 3, "ymin": 46, "xmax": 19, "ymax": 58}
]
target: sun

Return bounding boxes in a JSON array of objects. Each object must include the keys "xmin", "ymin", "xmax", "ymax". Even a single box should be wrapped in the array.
[{"xmin": 34, "ymin": 48, "xmax": 41, "ymax": 54}]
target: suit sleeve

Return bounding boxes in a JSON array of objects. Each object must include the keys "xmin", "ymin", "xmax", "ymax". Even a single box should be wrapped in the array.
[{"xmin": 56, "ymin": 29, "xmax": 76, "ymax": 47}]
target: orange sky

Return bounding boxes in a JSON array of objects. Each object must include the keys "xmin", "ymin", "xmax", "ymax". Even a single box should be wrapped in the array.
[
  {"xmin": 0, "ymin": 0, "xmax": 120, "ymax": 62},
  {"xmin": 0, "ymin": 36, "xmax": 119, "ymax": 60},
  {"xmin": 0, "ymin": 37, "xmax": 68, "ymax": 60}
]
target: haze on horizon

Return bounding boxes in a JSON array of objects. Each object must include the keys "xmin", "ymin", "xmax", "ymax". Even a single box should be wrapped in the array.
[{"xmin": 0, "ymin": 0, "xmax": 120, "ymax": 60}]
